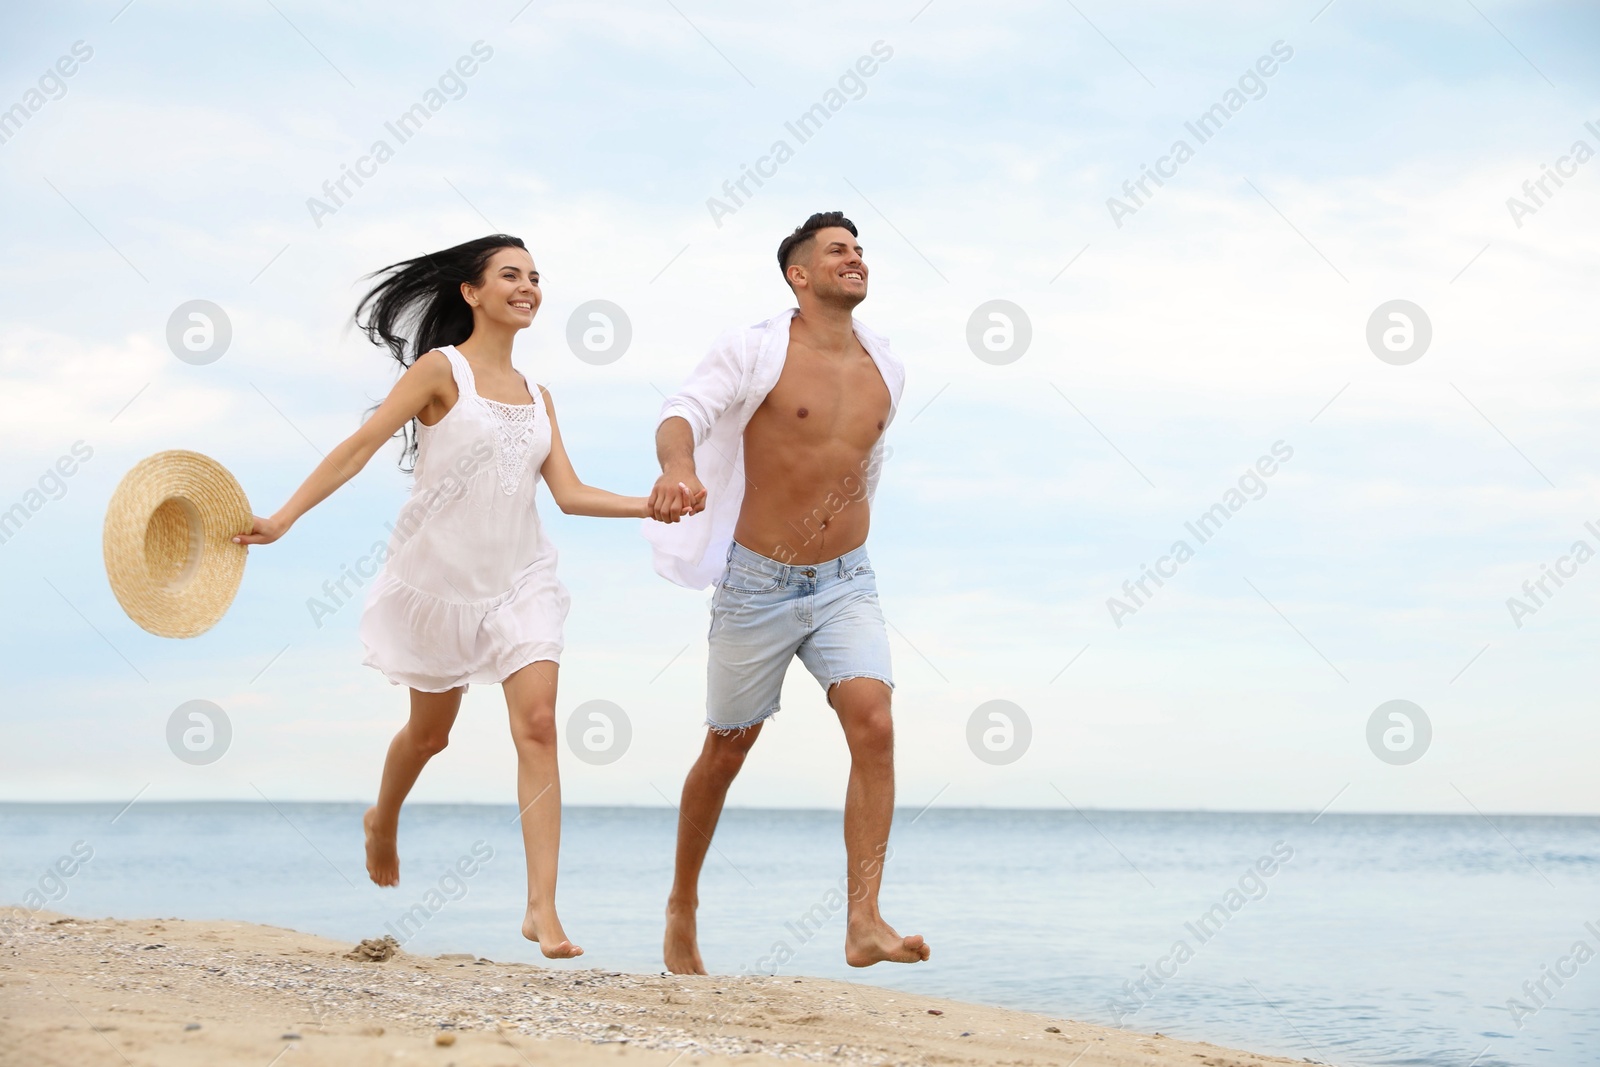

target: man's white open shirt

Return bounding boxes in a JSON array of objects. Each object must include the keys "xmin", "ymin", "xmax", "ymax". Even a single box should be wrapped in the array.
[{"xmin": 642, "ymin": 308, "xmax": 906, "ymax": 589}]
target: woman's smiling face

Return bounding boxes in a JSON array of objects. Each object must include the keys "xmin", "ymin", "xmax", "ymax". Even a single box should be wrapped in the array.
[{"xmin": 463, "ymin": 246, "xmax": 541, "ymax": 329}]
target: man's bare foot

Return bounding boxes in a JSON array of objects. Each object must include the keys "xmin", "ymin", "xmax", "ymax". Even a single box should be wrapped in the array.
[
  {"xmin": 845, "ymin": 916, "xmax": 931, "ymax": 967},
  {"xmin": 663, "ymin": 902, "xmax": 707, "ymax": 974},
  {"xmin": 363, "ymin": 807, "xmax": 399, "ymax": 887},
  {"xmin": 521, "ymin": 903, "xmax": 583, "ymax": 959}
]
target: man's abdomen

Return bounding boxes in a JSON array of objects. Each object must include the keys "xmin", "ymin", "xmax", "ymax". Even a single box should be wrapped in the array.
[{"xmin": 734, "ymin": 447, "xmax": 876, "ymax": 565}]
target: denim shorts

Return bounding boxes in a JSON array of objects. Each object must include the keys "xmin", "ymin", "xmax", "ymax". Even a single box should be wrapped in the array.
[{"xmin": 705, "ymin": 541, "xmax": 894, "ymax": 732}]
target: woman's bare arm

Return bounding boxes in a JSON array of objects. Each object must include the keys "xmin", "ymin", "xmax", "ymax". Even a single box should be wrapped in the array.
[
  {"xmin": 538, "ymin": 386, "xmax": 691, "ymax": 520},
  {"xmin": 234, "ymin": 351, "xmax": 454, "ymax": 544}
]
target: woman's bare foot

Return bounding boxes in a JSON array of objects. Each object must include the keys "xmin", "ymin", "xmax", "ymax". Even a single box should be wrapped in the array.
[
  {"xmin": 845, "ymin": 916, "xmax": 931, "ymax": 967},
  {"xmin": 363, "ymin": 807, "xmax": 400, "ymax": 887},
  {"xmin": 522, "ymin": 903, "xmax": 583, "ymax": 959},
  {"xmin": 663, "ymin": 902, "xmax": 707, "ymax": 975}
]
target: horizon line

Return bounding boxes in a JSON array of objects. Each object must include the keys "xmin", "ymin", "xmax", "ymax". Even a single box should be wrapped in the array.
[{"xmin": 1, "ymin": 799, "xmax": 1594, "ymax": 818}]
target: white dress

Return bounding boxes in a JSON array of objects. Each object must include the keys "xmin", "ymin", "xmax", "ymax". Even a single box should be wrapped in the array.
[{"xmin": 359, "ymin": 345, "xmax": 569, "ymax": 692}]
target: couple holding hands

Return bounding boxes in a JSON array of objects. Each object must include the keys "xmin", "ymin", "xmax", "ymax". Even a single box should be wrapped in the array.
[{"xmin": 234, "ymin": 211, "xmax": 927, "ymax": 974}]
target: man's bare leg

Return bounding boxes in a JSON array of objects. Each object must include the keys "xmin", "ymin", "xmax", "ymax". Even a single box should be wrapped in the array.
[
  {"xmin": 364, "ymin": 686, "xmax": 465, "ymax": 886},
  {"xmin": 664, "ymin": 722, "xmax": 764, "ymax": 974},
  {"xmin": 503, "ymin": 661, "xmax": 582, "ymax": 959},
  {"xmin": 832, "ymin": 679, "xmax": 930, "ymax": 966}
]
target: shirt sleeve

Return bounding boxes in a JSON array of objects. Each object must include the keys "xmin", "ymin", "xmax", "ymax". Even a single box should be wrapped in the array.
[{"xmin": 658, "ymin": 328, "xmax": 747, "ymax": 448}]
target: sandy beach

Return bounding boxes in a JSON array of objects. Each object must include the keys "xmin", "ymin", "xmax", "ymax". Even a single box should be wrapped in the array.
[{"xmin": 0, "ymin": 909, "xmax": 1307, "ymax": 1067}]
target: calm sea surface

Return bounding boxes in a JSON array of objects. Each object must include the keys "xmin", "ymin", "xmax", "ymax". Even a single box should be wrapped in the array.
[{"xmin": 2, "ymin": 804, "xmax": 1595, "ymax": 1067}]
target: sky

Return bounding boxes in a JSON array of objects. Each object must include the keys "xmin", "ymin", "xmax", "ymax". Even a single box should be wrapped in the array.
[{"xmin": 1, "ymin": 0, "xmax": 1597, "ymax": 814}]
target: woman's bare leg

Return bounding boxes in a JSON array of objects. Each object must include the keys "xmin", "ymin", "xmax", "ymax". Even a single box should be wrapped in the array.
[
  {"xmin": 363, "ymin": 686, "xmax": 465, "ymax": 887},
  {"xmin": 502, "ymin": 660, "xmax": 581, "ymax": 959}
]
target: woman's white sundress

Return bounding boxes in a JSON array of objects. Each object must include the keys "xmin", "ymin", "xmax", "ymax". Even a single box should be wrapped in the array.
[{"xmin": 359, "ymin": 345, "xmax": 569, "ymax": 692}]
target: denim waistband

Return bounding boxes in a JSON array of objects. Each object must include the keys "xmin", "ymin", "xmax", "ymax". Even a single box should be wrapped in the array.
[{"xmin": 727, "ymin": 540, "xmax": 870, "ymax": 583}]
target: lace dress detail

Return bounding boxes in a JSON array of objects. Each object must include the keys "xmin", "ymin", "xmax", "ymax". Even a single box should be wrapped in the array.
[{"xmin": 482, "ymin": 397, "xmax": 538, "ymax": 495}]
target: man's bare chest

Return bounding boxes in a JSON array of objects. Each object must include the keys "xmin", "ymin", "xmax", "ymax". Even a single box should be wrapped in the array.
[{"xmin": 754, "ymin": 350, "xmax": 890, "ymax": 447}]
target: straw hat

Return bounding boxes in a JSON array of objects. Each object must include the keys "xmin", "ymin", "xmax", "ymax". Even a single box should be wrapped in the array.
[{"xmin": 103, "ymin": 450, "xmax": 252, "ymax": 638}]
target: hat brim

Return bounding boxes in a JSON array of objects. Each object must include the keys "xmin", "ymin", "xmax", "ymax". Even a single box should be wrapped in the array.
[{"xmin": 103, "ymin": 450, "xmax": 252, "ymax": 639}]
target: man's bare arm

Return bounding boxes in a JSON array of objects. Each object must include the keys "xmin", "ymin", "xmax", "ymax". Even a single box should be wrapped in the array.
[
  {"xmin": 656, "ymin": 416, "xmax": 696, "ymax": 474},
  {"xmin": 649, "ymin": 417, "xmax": 707, "ymax": 523}
]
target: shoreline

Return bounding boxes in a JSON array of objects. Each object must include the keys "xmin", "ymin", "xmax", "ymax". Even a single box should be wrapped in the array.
[{"xmin": 1, "ymin": 909, "xmax": 1310, "ymax": 1066}]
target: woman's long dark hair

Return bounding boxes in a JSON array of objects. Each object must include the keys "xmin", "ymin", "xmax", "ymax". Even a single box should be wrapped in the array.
[{"xmin": 354, "ymin": 233, "xmax": 528, "ymax": 471}]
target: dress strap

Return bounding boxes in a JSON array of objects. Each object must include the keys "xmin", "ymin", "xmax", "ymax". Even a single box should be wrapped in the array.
[{"xmin": 437, "ymin": 345, "xmax": 477, "ymax": 398}]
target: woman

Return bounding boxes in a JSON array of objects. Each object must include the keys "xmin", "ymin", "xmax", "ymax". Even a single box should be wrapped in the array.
[{"xmin": 235, "ymin": 234, "xmax": 693, "ymax": 958}]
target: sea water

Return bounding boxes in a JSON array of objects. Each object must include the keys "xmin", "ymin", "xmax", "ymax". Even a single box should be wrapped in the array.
[{"xmin": 2, "ymin": 803, "xmax": 1595, "ymax": 1067}]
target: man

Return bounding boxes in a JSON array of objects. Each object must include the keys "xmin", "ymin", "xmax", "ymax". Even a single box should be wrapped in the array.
[{"xmin": 644, "ymin": 210, "xmax": 928, "ymax": 974}]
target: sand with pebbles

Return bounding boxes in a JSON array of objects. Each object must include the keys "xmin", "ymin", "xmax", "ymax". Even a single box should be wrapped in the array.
[{"xmin": 1, "ymin": 910, "xmax": 1308, "ymax": 1067}]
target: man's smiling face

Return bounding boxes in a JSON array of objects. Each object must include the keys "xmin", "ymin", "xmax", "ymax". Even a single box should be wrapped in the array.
[{"xmin": 790, "ymin": 226, "xmax": 868, "ymax": 308}]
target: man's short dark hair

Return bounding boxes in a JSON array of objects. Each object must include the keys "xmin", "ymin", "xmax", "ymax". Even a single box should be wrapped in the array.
[{"xmin": 777, "ymin": 211, "xmax": 858, "ymax": 285}]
